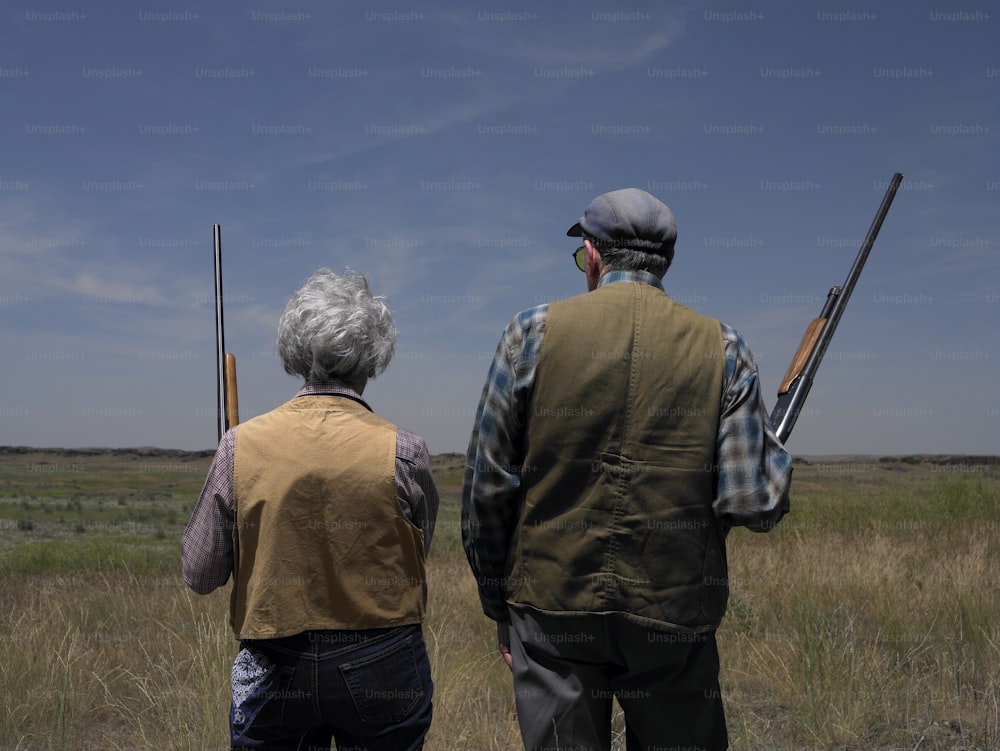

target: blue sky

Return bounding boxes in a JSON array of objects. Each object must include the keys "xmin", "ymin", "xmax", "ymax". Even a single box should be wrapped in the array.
[{"xmin": 1, "ymin": 0, "xmax": 996, "ymax": 456}]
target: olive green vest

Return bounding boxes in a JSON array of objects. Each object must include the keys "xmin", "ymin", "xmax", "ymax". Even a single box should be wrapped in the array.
[
  {"xmin": 230, "ymin": 396, "xmax": 426, "ymax": 638},
  {"xmin": 508, "ymin": 281, "xmax": 728, "ymax": 632}
]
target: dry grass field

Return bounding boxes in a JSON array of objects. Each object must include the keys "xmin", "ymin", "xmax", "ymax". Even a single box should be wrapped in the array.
[{"xmin": 0, "ymin": 446, "xmax": 997, "ymax": 750}]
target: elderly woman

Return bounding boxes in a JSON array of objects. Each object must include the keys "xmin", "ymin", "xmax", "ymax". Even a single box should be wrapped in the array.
[{"xmin": 182, "ymin": 268, "xmax": 439, "ymax": 751}]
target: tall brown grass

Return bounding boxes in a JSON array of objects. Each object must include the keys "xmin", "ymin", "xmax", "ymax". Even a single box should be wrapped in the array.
[{"xmin": 0, "ymin": 459, "xmax": 997, "ymax": 750}]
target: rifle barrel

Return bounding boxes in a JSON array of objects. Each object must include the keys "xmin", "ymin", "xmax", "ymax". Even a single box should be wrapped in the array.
[
  {"xmin": 214, "ymin": 224, "xmax": 226, "ymax": 443},
  {"xmin": 818, "ymin": 172, "xmax": 903, "ymax": 355},
  {"xmin": 770, "ymin": 173, "xmax": 903, "ymax": 443}
]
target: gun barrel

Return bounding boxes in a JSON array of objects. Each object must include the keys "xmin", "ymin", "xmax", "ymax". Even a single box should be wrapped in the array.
[
  {"xmin": 214, "ymin": 224, "xmax": 226, "ymax": 443},
  {"xmin": 821, "ymin": 172, "xmax": 903, "ymax": 347},
  {"xmin": 770, "ymin": 173, "xmax": 903, "ymax": 443}
]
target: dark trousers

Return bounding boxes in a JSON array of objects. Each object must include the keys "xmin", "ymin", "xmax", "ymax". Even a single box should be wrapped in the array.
[
  {"xmin": 230, "ymin": 624, "xmax": 433, "ymax": 751},
  {"xmin": 508, "ymin": 608, "xmax": 728, "ymax": 751}
]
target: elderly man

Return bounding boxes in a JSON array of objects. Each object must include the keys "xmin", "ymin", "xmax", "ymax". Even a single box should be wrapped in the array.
[
  {"xmin": 462, "ymin": 189, "xmax": 792, "ymax": 750},
  {"xmin": 183, "ymin": 268, "xmax": 439, "ymax": 751}
]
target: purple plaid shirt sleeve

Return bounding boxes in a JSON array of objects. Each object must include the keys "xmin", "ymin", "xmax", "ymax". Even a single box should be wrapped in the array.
[
  {"xmin": 180, "ymin": 382, "xmax": 441, "ymax": 595},
  {"xmin": 396, "ymin": 426, "xmax": 441, "ymax": 555},
  {"xmin": 461, "ymin": 271, "xmax": 792, "ymax": 621},
  {"xmin": 181, "ymin": 428, "xmax": 235, "ymax": 595}
]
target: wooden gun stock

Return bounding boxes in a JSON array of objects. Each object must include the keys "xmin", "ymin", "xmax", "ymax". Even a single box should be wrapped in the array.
[
  {"xmin": 224, "ymin": 352, "xmax": 239, "ymax": 430},
  {"xmin": 777, "ymin": 317, "xmax": 827, "ymax": 395}
]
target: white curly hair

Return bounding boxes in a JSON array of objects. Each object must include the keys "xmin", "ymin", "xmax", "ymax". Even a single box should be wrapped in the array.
[{"xmin": 276, "ymin": 268, "xmax": 397, "ymax": 385}]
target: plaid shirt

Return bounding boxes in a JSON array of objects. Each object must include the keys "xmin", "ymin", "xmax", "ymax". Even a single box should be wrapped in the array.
[
  {"xmin": 181, "ymin": 381, "xmax": 440, "ymax": 595},
  {"xmin": 462, "ymin": 270, "xmax": 792, "ymax": 621}
]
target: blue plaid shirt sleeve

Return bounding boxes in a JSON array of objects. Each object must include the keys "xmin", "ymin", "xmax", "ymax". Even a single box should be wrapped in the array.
[
  {"xmin": 714, "ymin": 323, "xmax": 792, "ymax": 531},
  {"xmin": 461, "ymin": 305, "xmax": 547, "ymax": 622}
]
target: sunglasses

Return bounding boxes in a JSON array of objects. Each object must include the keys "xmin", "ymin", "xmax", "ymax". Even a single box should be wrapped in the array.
[{"xmin": 572, "ymin": 245, "xmax": 586, "ymax": 272}]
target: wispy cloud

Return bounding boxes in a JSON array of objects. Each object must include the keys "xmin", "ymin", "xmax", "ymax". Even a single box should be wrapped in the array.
[{"xmin": 65, "ymin": 271, "xmax": 166, "ymax": 306}]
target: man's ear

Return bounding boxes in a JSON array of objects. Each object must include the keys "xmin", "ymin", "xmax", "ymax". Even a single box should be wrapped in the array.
[
  {"xmin": 585, "ymin": 239, "xmax": 603, "ymax": 291},
  {"xmin": 585, "ymin": 240, "xmax": 602, "ymax": 274}
]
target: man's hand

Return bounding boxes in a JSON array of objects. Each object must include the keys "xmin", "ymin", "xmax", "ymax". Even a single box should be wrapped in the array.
[{"xmin": 497, "ymin": 620, "xmax": 512, "ymax": 671}]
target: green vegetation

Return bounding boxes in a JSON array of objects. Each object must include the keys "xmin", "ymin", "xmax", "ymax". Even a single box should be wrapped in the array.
[{"xmin": 0, "ymin": 448, "xmax": 997, "ymax": 749}]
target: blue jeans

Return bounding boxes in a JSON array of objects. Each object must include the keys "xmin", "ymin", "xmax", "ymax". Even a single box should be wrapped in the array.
[{"xmin": 230, "ymin": 624, "xmax": 433, "ymax": 751}]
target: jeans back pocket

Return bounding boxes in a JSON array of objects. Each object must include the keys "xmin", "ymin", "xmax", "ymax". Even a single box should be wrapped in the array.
[{"xmin": 340, "ymin": 635, "xmax": 426, "ymax": 723}]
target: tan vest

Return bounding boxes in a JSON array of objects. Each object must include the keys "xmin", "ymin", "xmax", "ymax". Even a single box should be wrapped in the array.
[
  {"xmin": 508, "ymin": 281, "xmax": 728, "ymax": 631},
  {"xmin": 230, "ymin": 396, "xmax": 426, "ymax": 638}
]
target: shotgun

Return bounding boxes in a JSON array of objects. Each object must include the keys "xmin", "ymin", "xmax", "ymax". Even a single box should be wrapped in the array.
[
  {"xmin": 769, "ymin": 172, "xmax": 903, "ymax": 444},
  {"xmin": 214, "ymin": 224, "xmax": 239, "ymax": 442}
]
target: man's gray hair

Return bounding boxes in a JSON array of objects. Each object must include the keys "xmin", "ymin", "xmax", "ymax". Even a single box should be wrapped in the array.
[
  {"xmin": 276, "ymin": 268, "xmax": 397, "ymax": 384},
  {"xmin": 589, "ymin": 236, "xmax": 672, "ymax": 278}
]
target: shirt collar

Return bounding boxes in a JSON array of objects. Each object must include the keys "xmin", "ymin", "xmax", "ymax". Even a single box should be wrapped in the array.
[
  {"xmin": 295, "ymin": 380, "xmax": 373, "ymax": 411},
  {"xmin": 597, "ymin": 269, "xmax": 665, "ymax": 291}
]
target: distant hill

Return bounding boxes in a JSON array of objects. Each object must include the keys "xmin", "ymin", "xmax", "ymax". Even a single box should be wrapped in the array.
[
  {"xmin": 795, "ymin": 454, "xmax": 999, "ymax": 466},
  {"xmin": 0, "ymin": 446, "xmax": 996, "ymax": 466},
  {"xmin": 0, "ymin": 445, "xmax": 216, "ymax": 460}
]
